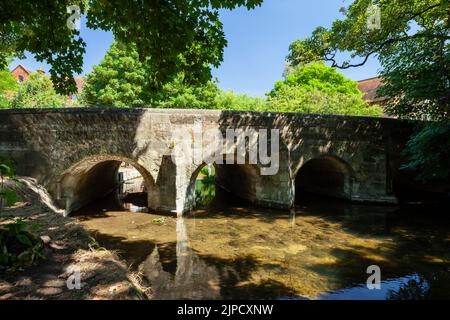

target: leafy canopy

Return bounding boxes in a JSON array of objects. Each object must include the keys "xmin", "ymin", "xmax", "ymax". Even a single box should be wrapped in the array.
[
  {"xmin": 81, "ymin": 42, "xmax": 146, "ymax": 107},
  {"xmin": 0, "ymin": 69, "xmax": 17, "ymax": 93},
  {"xmin": 402, "ymin": 122, "xmax": 450, "ymax": 182},
  {"xmin": 267, "ymin": 63, "xmax": 383, "ymax": 116},
  {"xmin": 11, "ymin": 73, "xmax": 67, "ymax": 108},
  {"xmin": 81, "ymin": 41, "xmax": 266, "ymax": 110},
  {"xmin": 0, "ymin": 0, "xmax": 263, "ymax": 95},
  {"xmin": 267, "ymin": 86, "xmax": 382, "ymax": 116},
  {"xmin": 0, "ymin": 69, "xmax": 18, "ymax": 109},
  {"xmin": 83, "ymin": 42, "xmax": 379, "ymax": 116},
  {"xmin": 286, "ymin": 0, "xmax": 449, "ymax": 120},
  {"xmin": 270, "ymin": 63, "xmax": 362, "ymax": 96}
]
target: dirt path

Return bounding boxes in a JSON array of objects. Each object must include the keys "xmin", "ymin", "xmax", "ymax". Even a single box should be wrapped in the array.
[{"xmin": 0, "ymin": 178, "xmax": 149, "ymax": 300}]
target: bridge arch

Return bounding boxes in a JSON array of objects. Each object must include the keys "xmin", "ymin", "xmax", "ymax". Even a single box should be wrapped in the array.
[
  {"xmin": 57, "ymin": 155, "xmax": 156, "ymax": 215},
  {"xmin": 184, "ymin": 161, "xmax": 263, "ymax": 211},
  {"xmin": 294, "ymin": 155, "xmax": 355, "ymax": 203}
]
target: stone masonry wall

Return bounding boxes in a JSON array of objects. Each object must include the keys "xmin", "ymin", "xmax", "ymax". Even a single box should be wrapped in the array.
[{"xmin": 0, "ymin": 108, "xmax": 414, "ymax": 215}]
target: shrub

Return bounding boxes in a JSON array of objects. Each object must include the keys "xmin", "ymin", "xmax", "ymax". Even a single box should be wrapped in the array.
[{"xmin": 0, "ymin": 219, "xmax": 45, "ymax": 271}]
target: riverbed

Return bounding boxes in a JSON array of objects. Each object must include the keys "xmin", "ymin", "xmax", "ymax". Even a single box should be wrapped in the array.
[{"xmin": 75, "ymin": 196, "xmax": 450, "ymax": 300}]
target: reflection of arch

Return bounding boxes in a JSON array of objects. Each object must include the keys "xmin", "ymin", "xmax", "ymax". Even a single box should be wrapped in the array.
[
  {"xmin": 295, "ymin": 155, "xmax": 355, "ymax": 202},
  {"xmin": 58, "ymin": 155, "xmax": 155, "ymax": 214},
  {"xmin": 185, "ymin": 162, "xmax": 217, "ymax": 211}
]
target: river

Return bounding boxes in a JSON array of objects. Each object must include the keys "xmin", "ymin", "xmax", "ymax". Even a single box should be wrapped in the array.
[{"xmin": 74, "ymin": 191, "xmax": 450, "ymax": 300}]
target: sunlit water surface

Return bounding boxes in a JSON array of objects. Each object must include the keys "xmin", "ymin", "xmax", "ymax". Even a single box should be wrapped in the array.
[{"xmin": 76, "ymin": 195, "xmax": 450, "ymax": 300}]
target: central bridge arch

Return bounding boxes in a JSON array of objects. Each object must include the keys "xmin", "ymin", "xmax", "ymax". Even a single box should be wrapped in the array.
[{"xmin": 184, "ymin": 161, "xmax": 264, "ymax": 211}]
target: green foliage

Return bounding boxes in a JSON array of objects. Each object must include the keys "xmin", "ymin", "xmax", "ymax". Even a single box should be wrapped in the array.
[
  {"xmin": 0, "ymin": 69, "xmax": 18, "ymax": 109},
  {"xmin": 0, "ymin": 96, "xmax": 10, "ymax": 109},
  {"xmin": 273, "ymin": 63, "xmax": 361, "ymax": 96},
  {"xmin": 0, "ymin": 1, "xmax": 88, "ymax": 94},
  {"xmin": 152, "ymin": 75, "xmax": 220, "ymax": 109},
  {"xmin": 401, "ymin": 122, "xmax": 450, "ymax": 181},
  {"xmin": 378, "ymin": 32, "xmax": 450, "ymax": 120},
  {"xmin": 0, "ymin": 0, "xmax": 262, "ymax": 95},
  {"xmin": 83, "ymin": 43, "xmax": 382, "ymax": 116},
  {"xmin": 267, "ymin": 86, "xmax": 382, "ymax": 116},
  {"xmin": 267, "ymin": 64, "xmax": 383, "ymax": 116},
  {"xmin": 81, "ymin": 42, "xmax": 146, "ymax": 107},
  {"xmin": 214, "ymin": 91, "xmax": 267, "ymax": 111},
  {"xmin": 286, "ymin": 0, "xmax": 449, "ymax": 120},
  {"xmin": 1, "ymin": 189, "xmax": 17, "ymax": 207},
  {"xmin": 195, "ymin": 166, "xmax": 216, "ymax": 208},
  {"xmin": 0, "ymin": 158, "xmax": 20, "ymax": 208},
  {"xmin": 82, "ymin": 41, "xmax": 267, "ymax": 111},
  {"xmin": 0, "ymin": 219, "xmax": 45, "ymax": 271},
  {"xmin": 0, "ymin": 69, "xmax": 17, "ymax": 92},
  {"xmin": 286, "ymin": 1, "xmax": 449, "ymax": 180},
  {"xmin": 11, "ymin": 73, "xmax": 67, "ymax": 108}
]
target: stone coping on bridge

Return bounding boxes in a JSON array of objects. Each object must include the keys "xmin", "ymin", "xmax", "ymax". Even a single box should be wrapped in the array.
[{"xmin": 0, "ymin": 107, "xmax": 417, "ymax": 125}]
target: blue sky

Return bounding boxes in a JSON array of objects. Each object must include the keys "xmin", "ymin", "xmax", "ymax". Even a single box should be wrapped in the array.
[{"xmin": 12, "ymin": 0, "xmax": 381, "ymax": 97}]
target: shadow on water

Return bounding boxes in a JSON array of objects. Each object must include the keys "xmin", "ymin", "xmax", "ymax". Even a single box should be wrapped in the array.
[
  {"xmin": 292, "ymin": 193, "xmax": 450, "ymax": 299},
  {"xmin": 74, "ymin": 188, "xmax": 450, "ymax": 300}
]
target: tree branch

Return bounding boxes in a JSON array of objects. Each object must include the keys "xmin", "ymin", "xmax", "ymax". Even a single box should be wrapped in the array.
[
  {"xmin": 325, "ymin": 2, "xmax": 446, "ymax": 69},
  {"xmin": 328, "ymin": 31, "xmax": 449, "ymax": 69}
]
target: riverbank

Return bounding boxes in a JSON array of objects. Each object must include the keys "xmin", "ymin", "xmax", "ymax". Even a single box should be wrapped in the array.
[{"xmin": 0, "ymin": 179, "xmax": 149, "ymax": 300}]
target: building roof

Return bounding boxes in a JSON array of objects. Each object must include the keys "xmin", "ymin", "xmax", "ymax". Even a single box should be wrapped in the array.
[
  {"xmin": 10, "ymin": 64, "xmax": 32, "ymax": 75},
  {"xmin": 357, "ymin": 77, "xmax": 387, "ymax": 103},
  {"xmin": 10, "ymin": 64, "xmax": 85, "ymax": 94}
]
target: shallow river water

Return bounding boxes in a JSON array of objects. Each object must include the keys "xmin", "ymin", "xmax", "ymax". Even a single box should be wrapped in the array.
[{"xmin": 76, "ymin": 196, "xmax": 450, "ymax": 300}]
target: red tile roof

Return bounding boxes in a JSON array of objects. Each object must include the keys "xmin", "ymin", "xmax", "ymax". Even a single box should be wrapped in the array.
[
  {"xmin": 357, "ymin": 77, "xmax": 387, "ymax": 103},
  {"xmin": 10, "ymin": 64, "xmax": 32, "ymax": 75}
]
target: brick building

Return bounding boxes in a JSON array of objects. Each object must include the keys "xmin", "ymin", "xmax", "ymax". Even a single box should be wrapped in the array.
[
  {"xmin": 10, "ymin": 64, "xmax": 31, "ymax": 83},
  {"xmin": 10, "ymin": 64, "xmax": 85, "ymax": 104}
]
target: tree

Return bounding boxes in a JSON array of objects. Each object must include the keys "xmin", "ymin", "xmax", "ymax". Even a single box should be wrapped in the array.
[
  {"xmin": 0, "ymin": 70, "xmax": 17, "ymax": 93},
  {"xmin": 214, "ymin": 91, "xmax": 266, "ymax": 111},
  {"xmin": 0, "ymin": 69, "xmax": 18, "ymax": 108},
  {"xmin": 286, "ymin": 0, "xmax": 449, "ymax": 120},
  {"xmin": 286, "ymin": 0, "xmax": 449, "ymax": 181},
  {"xmin": 81, "ymin": 42, "xmax": 219, "ymax": 108},
  {"xmin": 81, "ymin": 42, "xmax": 146, "ymax": 107},
  {"xmin": 11, "ymin": 73, "xmax": 66, "ymax": 108},
  {"xmin": 0, "ymin": 0, "xmax": 263, "ymax": 95},
  {"xmin": 267, "ymin": 63, "xmax": 383, "ymax": 116},
  {"xmin": 82, "ymin": 42, "xmax": 266, "ymax": 110},
  {"xmin": 271, "ymin": 62, "xmax": 364, "ymax": 96},
  {"xmin": 402, "ymin": 122, "xmax": 450, "ymax": 182},
  {"xmin": 153, "ymin": 75, "xmax": 220, "ymax": 109}
]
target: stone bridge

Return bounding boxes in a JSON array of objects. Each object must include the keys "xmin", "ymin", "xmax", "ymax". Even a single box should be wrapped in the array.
[{"xmin": 0, "ymin": 108, "xmax": 415, "ymax": 215}]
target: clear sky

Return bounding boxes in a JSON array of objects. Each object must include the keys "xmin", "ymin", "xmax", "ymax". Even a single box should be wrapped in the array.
[{"xmin": 12, "ymin": 0, "xmax": 381, "ymax": 97}]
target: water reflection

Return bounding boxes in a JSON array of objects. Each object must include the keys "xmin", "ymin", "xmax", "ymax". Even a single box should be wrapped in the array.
[
  {"xmin": 76, "ymin": 197, "xmax": 450, "ymax": 300},
  {"xmin": 194, "ymin": 166, "xmax": 216, "ymax": 208},
  {"xmin": 139, "ymin": 217, "xmax": 221, "ymax": 299}
]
